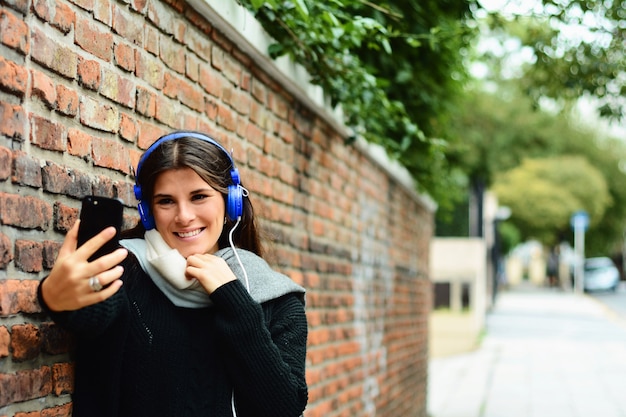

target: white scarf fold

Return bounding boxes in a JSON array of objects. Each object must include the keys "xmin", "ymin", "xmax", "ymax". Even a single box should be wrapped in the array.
[{"xmin": 144, "ymin": 229, "xmax": 201, "ymax": 290}]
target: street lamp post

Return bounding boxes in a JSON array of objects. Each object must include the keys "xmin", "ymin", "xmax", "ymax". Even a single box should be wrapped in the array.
[{"xmin": 492, "ymin": 206, "xmax": 512, "ymax": 302}]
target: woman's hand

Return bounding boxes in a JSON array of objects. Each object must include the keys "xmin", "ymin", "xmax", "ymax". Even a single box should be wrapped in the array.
[
  {"xmin": 40, "ymin": 220, "xmax": 128, "ymax": 312},
  {"xmin": 185, "ymin": 253, "xmax": 237, "ymax": 294}
]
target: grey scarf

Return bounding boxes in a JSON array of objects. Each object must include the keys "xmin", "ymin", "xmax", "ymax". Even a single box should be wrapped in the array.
[{"xmin": 120, "ymin": 238, "xmax": 305, "ymax": 308}]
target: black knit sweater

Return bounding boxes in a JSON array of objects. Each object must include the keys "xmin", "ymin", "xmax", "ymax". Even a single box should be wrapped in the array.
[{"xmin": 38, "ymin": 255, "xmax": 308, "ymax": 417}]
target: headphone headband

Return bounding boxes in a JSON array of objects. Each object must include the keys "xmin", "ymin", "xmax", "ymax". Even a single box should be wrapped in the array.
[
  {"xmin": 134, "ymin": 131, "xmax": 244, "ymax": 229},
  {"xmin": 135, "ymin": 131, "xmax": 236, "ymax": 182}
]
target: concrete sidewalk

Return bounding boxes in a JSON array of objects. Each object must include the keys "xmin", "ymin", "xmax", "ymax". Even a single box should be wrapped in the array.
[{"xmin": 427, "ymin": 284, "xmax": 626, "ymax": 417}]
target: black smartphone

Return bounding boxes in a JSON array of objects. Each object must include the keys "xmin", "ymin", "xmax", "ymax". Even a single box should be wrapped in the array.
[{"xmin": 77, "ymin": 196, "xmax": 124, "ymax": 261}]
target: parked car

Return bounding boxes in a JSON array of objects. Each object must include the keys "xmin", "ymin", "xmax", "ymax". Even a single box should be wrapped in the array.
[{"xmin": 583, "ymin": 257, "xmax": 620, "ymax": 292}]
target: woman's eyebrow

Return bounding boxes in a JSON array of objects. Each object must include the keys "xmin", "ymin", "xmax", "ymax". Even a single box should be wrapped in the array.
[
  {"xmin": 153, "ymin": 188, "xmax": 214, "ymax": 199},
  {"xmin": 190, "ymin": 187, "xmax": 213, "ymax": 193}
]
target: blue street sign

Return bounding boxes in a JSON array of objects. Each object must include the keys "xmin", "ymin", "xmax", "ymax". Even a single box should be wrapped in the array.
[{"xmin": 570, "ymin": 210, "xmax": 589, "ymax": 232}]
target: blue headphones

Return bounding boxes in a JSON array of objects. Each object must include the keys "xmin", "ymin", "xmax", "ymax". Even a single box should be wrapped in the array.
[{"xmin": 133, "ymin": 131, "xmax": 244, "ymax": 230}]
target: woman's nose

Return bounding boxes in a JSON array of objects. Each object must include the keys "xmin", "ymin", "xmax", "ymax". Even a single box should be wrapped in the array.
[{"xmin": 175, "ymin": 203, "xmax": 195, "ymax": 223}]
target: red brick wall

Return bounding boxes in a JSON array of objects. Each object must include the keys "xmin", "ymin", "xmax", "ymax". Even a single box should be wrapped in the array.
[{"xmin": 0, "ymin": 1, "xmax": 434, "ymax": 416}]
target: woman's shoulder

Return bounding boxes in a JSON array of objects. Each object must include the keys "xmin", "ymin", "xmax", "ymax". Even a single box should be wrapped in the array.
[
  {"xmin": 260, "ymin": 291, "xmax": 308, "ymax": 334},
  {"xmin": 215, "ymin": 247, "xmax": 305, "ymax": 304}
]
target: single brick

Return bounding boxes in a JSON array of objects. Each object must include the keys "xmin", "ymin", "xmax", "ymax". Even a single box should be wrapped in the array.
[
  {"xmin": 52, "ymin": 1, "xmax": 75, "ymax": 34},
  {"xmin": 177, "ymin": 77, "xmax": 204, "ymax": 112},
  {"xmin": 93, "ymin": 0, "xmax": 111, "ymax": 25},
  {"xmin": 0, "ymin": 9, "xmax": 30, "ymax": 55},
  {"xmin": 30, "ymin": 69, "xmax": 57, "ymax": 109},
  {"xmin": 0, "ymin": 101, "xmax": 27, "ymax": 140},
  {"xmin": 66, "ymin": 128, "xmax": 92, "ymax": 158},
  {"xmin": 42, "ymin": 240, "xmax": 62, "ymax": 270},
  {"xmin": 55, "ymin": 84, "xmax": 79, "ymax": 116},
  {"xmin": 32, "ymin": 0, "xmax": 75, "ymax": 34},
  {"xmin": 119, "ymin": 113, "xmax": 138, "ymax": 143},
  {"xmin": 217, "ymin": 104, "xmax": 236, "ymax": 132},
  {"xmin": 77, "ymin": 57, "xmax": 101, "ymax": 90},
  {"xmin": 0, "ymin": 56, "xmax": 28, "ymax": 96},
  {"xmin": 136, "ymin": 86, "xmax": 156, "ymax": 117},
  {"xmin": 30, "ymin": 115, "xmax": 66, "ymax": 152},
  {"xmin": 53, "ymin": 201, "xmax": 79, "ymax": 233},
  {"xmin": 154, "ymin": 95, "xmax": 177, "ymax": 127},
  {"xmin": 11, "ymin": 150, "xmax": 42, "ymax": 188},
  {"xmin": 114, "ymin": 41, "xmax": 136, "ymax": 72},
  {"xmin": 10, "ymin": 323, "xmax": 42, "ymax": 361},
  {"xmin": 0, "ymin": 193, "xmax": 52, "ymax": 230},
  {"xmin": 51, "ymin": 362, "xmax": 74, "ymax": 396},
  {"xmin": 14, "ymin": 240, "xmax": 44, "ymax": 273}
]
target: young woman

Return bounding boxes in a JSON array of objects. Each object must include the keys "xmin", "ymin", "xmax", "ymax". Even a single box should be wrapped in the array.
[{"xmin": 38, "ymin": 131, "xmax": 308, "ymax": 417}]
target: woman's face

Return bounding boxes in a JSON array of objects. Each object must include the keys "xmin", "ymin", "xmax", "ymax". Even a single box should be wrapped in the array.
[{"xmin": 151, "ymin": 168, "xmax": 225, "ymax": 258}]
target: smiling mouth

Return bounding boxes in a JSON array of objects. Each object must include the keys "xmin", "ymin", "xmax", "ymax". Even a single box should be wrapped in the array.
[{"xmin": 175, "ymin": 228, "xmax": 204, "ymax": 238}]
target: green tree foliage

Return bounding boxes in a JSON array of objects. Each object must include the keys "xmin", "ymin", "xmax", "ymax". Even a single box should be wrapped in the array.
[
  {"xmin": 237, "ymin": 0, "xmax": 479, "ymax": 205},
  {"xmin": 492, "ymin": 156, "xmax": 610, "ymax": 246},
  {"xmin": 448, "ymin": 84, "xmax": 567, "ymax": 187},
  {"xmin": 482, "ymin": 0, "xmax": 626, "ymax": 121},
  {"xmin": 582, "ymin": 136, "xmax": 626, "ymax": 255}
]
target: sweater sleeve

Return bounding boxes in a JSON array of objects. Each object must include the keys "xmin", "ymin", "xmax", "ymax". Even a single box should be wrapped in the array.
[{"xmin": 210, "ymin": 279, "xmax": 308, "ymax": 417}]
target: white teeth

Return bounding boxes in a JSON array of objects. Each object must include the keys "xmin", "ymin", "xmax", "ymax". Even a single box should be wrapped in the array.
[{"xmin": 177, "ymin": 229, "xmax": 202, "ymax": 238}]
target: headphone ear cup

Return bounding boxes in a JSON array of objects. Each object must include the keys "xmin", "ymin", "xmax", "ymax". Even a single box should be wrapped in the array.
[
  {"xmin": 138, "ymin": 200, "xmax": 155, "ymax": 230},
  {"xmin": 227, "ymin": 184, "xmax": 243, "ymax": 221}
]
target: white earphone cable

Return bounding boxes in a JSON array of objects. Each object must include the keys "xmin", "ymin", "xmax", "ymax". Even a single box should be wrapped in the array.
[
  {"xmin": 228, "ymin": 218, "xmax": 247, "ymax": 416},
  {"xmin": 228, "ymin": 217, "xmax": 250, "ymax": 292}
]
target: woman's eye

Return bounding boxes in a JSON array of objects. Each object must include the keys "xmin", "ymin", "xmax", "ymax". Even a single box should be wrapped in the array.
[
  {"xmin": 155, "ymin": 198, "xmax": 173, "ymax": 205},
  {"xmin": 191, "ymin": 194, "xmax": 209, "ymax": 202}
]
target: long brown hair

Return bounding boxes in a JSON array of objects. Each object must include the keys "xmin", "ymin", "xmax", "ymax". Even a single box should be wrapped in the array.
[{"xmin": 122, "ymin": 132, "xmax": 263, "ymax": 256}]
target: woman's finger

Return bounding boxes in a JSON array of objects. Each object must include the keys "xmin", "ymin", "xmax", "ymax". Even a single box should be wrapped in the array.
[
  {"xmin": 82, "ymin": 276, "xmax": 124, "ymax": 304},
  {"xmin": 56, "ymin": 220, "xmax": 81, "ymax": 259},
  {"xmin": 75, "ymin": 225, "xmax": 118, "ymax": 260},
  {"xmin": 84, "ymin": 248, "xmax": 128, "ymax": 278},
  {"xmin": 87, "ymin": 264, "xmax": 124, "ymax": 288},
  {"xmin": 186, "ymin": 254, "xmax": 236, "ymax": 293}
]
